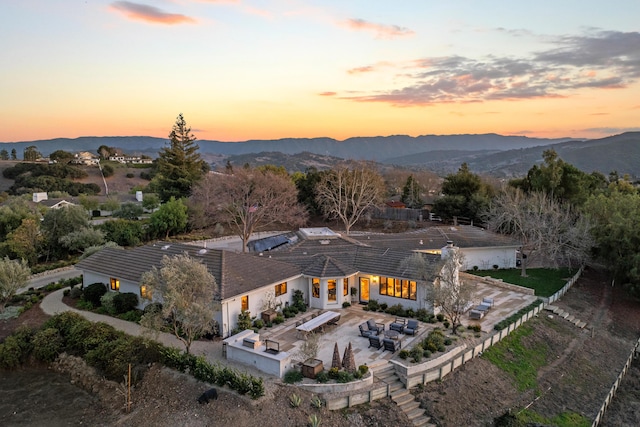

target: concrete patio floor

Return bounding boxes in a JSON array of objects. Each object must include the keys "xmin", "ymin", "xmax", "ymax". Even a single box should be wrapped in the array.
[{"xmin": 258, "ymin": 278, "xmax": 538, "ymax": 371}]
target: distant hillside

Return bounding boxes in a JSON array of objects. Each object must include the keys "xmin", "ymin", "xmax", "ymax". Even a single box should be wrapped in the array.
[
  {"xmin": 385, "ymin": 132, "xmax": 640, "ymax": 177},
  {"xmin": 3, "ymin": 132, "xmax": 636, "ymax": 177}
]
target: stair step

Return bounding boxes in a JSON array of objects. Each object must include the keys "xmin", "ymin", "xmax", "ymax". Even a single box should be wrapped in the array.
[
  {"xmin": 399, "ymin": 400, "xmax": 421, "ymax": 412},
  {"xmin": 572, "ymin": 318, "xmax": 581, "ymax": 325},
  {"xmin": 412, "ymin": 416, "xmax": 433, "ymax": 427},
  {"xmin": 390, "ymin": 388, "xmax": 410, "ymax": 399},
  {"xmin": 545, "ymin": 305, "xmax": 558, "ymax": 312},
  {"xmin": 389, "ymin": 381, "xmax": 404, "ymax": 392},
  {"xmin": 392, "ymin": 393, "xmax": 414, "ymax": 405},
  {"xmin": 577, "ymin": 321, "xmax": 587, "ymax": 329},
  {"xmin": 378, "ymin": 371, "xmax": 398, "ymax": 381},
  {"xmin": 567, "ymin": 315, "xmax": 575, "ymax": 322},
  {"xmin": 561, "ymin": 312, "xmax": 569, "ymax": 319},
  {"xmin": 406, "ymin": 407, "xmax": 426, "ymax": 420}
]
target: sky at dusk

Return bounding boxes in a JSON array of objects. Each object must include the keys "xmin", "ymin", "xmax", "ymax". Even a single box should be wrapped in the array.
[{"xmin": 2, "ymin": 0, "xmax": 640, "ymax": 143}]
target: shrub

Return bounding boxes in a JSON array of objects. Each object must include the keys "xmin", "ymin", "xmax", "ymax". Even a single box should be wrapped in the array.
[
  {"xmin": 0, "ymin": 326, "xmax": 35, "ymax": 368},
  {"xmin": 113, "ymin": 292, "xmax": 139, "ymax": 314},
  {"xmin": 358, "ymin": 365, "xmax": 369, "ymax": 375},
  {"xmin": 311, "ymin": 395, "xmax": 323, "ymax": 409},
  {"xmin": 42, "ymin": 312, "xmax": 86, "ymax": 338},
  {"xmin": 443, "ymin": 321, "xmax": 450, "ymax": 329},
  {"xmin": 336, "ymin": 371, "xmax": 354, "ymax": 383},
  {"xmin": 328, "ymin": 367, "xmax": 340, "ymax": 379},
  {"xmin": 379, "ymin": 303, "xmax": 388, "ymax": 311},
  {"xmin": 309, "ymin": 414, "xmax": 321, "ymax": 427},
  {"xmin": 421, "ymin": 329, "xmax": 445, "ymax": 353},
  {"xmin": 143, "ymin": 302, "xmax": 163, "ymax": 315},
  {"xmin": 315, "ymin": 371, "xmax": 329, "ymax": 383},
  {"xmin": 423, "ymin": 349, "xmax": 432, "ymax": 358},
  {"xmin": 367, "ymin": 299, "xmax": 380, "ymax": 312},
  {"xmin": 100, "ymin": 292, "xmax": 117, "ymax": 314},
  {"xmin": 69, "ymin": 287, "xmax": 83, "ymax": 299},
  {"xmin": 284, "ymin": 369, "xmax": 304, "ymax": 384},
  {"xmin": 436, "ymin": 313, "xmax": 445, "ymax": 322},
  {"xmin": 342, "ymin": 302, "xmax": 351, "ymax": 308},
  {"xmin": 386, "ymin": 304, "xmax": 406, "ymax": 317},
  {"xmin": 415, "ymin": 308, "xmax": 429, "ymax": 321},
  {"xmin": 444, "ymin": 338, "xmax": 452, "ymax": 346},
  {"xmin": 410, "ymin": 345, "xmax": 424, "ymax": 363},
  {"xmin": 273, "ymin": 315, "xmax": 285, "ymax": 324},
  {"xmin": 126, "ymin": 173, "xmax": 134, "ymax": 178},
  {"xmin": 32, "ymin": 327, "xmax": 64, "ymax": 362},
  {"xmin": 398, "ymin": 349, "xmax": 410, "ymax": 359},
  {"xmin": 468, "ymin": 324, "xmax": 482, "ymax": 333},
  {"xmin": 253, "ymin": 319, "xmax": 264, "ymax": 329},
  {"xmin": 405, "ymin": 308, "xmax": 415, "ymax": 318},
  {"xmin": 83, "ymin": 283, "xmax": 107, "ymax": 307},
  {"xmin": 118, "ymin": 310, "xmax": 142, "ymax": 322}
]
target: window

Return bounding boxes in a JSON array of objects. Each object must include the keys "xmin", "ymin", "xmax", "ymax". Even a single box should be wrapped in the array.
[
  {"xmin": 140, "ymin": 285, "xmax": 152, "ymax": 300},
  {"xmin": 328, "ymin": 280, "xmax": 337, "ymax": 302},
  {"xmin": 275, "ymin": 282, "xmax": 287, "ymax": 296},
  {"xmin": 241, "ymin": 295, "xmax": 249, "ymax": 311},
  {"xmin": 377, "ymin": 276, "xmax": 417, "ymax": 301},
  {"xmin": 312, "ymin": 278, "xmax": 320, "ymax": 298},
  {"xmin": 110, "ymin": 278, "xmax": 120, "ymax": 291},
  {"xmin": 343, "ymin": 278, "xmax": 349, "ymax": 296}
]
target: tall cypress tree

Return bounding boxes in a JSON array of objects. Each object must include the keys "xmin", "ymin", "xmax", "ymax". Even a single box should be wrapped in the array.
[{"xmin": 156, "ymin": 114, "xmax": 209, "ymax": 202}]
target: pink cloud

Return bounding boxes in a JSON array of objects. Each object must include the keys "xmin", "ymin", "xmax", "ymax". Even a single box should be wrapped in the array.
[
  {"xmin": 318, "ymin": 92, "xmax": 337, "ymax": 97},
  {"xmin": 343, "ymin": 18, "xmax": 414, "ymax": 38},
  {"xmin": 110, "ymin": 1, "xmax": 196, "ymax": 25}
]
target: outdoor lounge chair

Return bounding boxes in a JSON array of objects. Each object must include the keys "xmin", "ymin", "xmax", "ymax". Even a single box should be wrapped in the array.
[
  {"xmin": 366, "ymin": 319, "xmax": 385, "ymax": 335},
  {"xmin": 368, "ymin": 335, "xmax": 383, "ymax": 349},
  {"xmin": 469, "ymin": 310, "xmax": 483, "ymax": 320},
  {"xmin": 389, "ymin": 318, "xmax": 406, "ymax": 333},
  {"xmin": 383, "ymin": 338, "xmax": 401, "ymax": 352},
  {"xmin": 482, "ymin": 297, "xmax": 494, "ymax": 307},
  {"xmin": 404, "ymin": 319, "xmax": 419, "ymax": 335},
  {"xmin": 359, "ymin": 323, "xmax": 374, "ymax": 338}
]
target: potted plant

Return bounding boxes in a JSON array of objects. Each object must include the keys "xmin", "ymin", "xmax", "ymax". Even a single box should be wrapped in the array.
[
  {"xmin": 260, "ymin": 290, "xmax": 279, "ymax": 323},
  {"xmin": 296, "ymin": 333, "xmax": 323, "ymax": 378},
  {"xmin": 350, "ymin": 287, "xmax": 358, "ymax": 302}
]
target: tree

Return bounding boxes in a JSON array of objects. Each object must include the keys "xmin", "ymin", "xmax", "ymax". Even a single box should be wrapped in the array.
[
  {"xmin": 191, "ymin": 167, "xmax": 307, "ymax": 252},
  {"xmin": 23, "ymin": 146, "xmax": 41, "ymax": 162},
  {"xmin": 428, "ymin": 249, "xmax": 473, "ymax": 334},
  {"xmin": 292, "ymin": 167, "xmax": 327, "ymax": 216},
  {"xmin": 483, "ymin": 188, "xmax": 593, "ymax": 276},
  {"xmin": 584, "ymin": 192, "xmax": 640, "ymax": 296},
  {"xmin": 41, "ymin": 205, "xmax": 91, "ymax": 261},
  {"xmin": 140, "ymin": 253, "xmax": 219, "ymax": 354},
  {"xmin": 113, "ymin": 202, "xmax": 144, "ymax": 220},
  {"xmin": 97, "ymin": 145, "xmax": 116, "ymax": 159},
  {"xmin": 6, "ymin": 218, "xmax": 43, "ymax": 266},
  {"xmin": 49, "ymin": 150, "xmax": 74, "ymax": 164},
  {"xmin": 401, "ymin": 175, "xmax": 423, "ymax": 208},
  {"xmin": 149, "ymin": 197, "xmax": 188, "ymax": 239},
  {"xmin": 78, "ymin": 195, "xmax": 100, "ymax": 213},
  {"xmin": 142, "ymin": 193, "xmax": 160, "ymax": 211},
  {"xmin": 0, "ymin": 149, "xmax": 8, "ymax": 160},
  {"xmin": 59, "ymin": 227, "xmax": 105, "ymax": 254},
  {"xmin": 433, "ymin": 163, "xmax": 492, "ymax": 223},
  {"xmin": 315, "ymin": 163, "xmax": 385, "ymax": 234},
  {"xmin": 99, "ymin": 219, "xmax": 144, "ymax": 247},
  {"xmin": 155, "ymin": 114, "xmax": 208, "ymax": 202},
  {"xmin": 0, "ymin": 257, "xmax": 31, "ymax": 313},
  {"xmin": 100, "ymin": 197, "xmax": 120, "ymax": 212},
  {"xmin": 10, "ymin": 149, "xmax": 17, "ymax": 160}
]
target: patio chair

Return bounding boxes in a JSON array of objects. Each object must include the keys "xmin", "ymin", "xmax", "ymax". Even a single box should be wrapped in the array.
[
  {"xmin": 366, "ymin": 319, "xmax": 385, "ymax": 335},
  {"xmin": 482, "ymin": 297, "xmax": 494, "ymax": 307},
  {"xmin": 469, "ymin": 310, "xmax": 483, "ymax": 320},
  {"xmin": 368, "ymin": 335, "xmax": 383, "ymax": 349},
  {"xmin": 404, "ymin": 319, "xmax": 419, "ymax": 336},
  {"xmin": 389, "ymin": 318, "xmax": 406, "ymax": 333},
  {"xmin": 383, "ymin": 338, "xmax": 401, "ymax": 352},
  {"xmin": 359, "ymin": 323, "xmax": 374, "ymax": 338},
  {"xmin": 327, "ymin": 314, "xmax": 340, "ymax": 326}
]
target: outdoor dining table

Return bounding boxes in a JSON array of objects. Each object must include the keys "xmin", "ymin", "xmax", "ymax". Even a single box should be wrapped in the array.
[{"xmin": 295, "ymin": 311, "xmax": 340, "ymax": 337}]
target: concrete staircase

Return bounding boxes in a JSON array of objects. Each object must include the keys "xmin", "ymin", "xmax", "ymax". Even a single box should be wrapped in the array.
[
  {"xmin": 545, "ymin": 305, "xmax": 588, "ymax": 329},
  {"xmin": 374, "ymin": 364, "xmax": 435, "ymax": 427}
]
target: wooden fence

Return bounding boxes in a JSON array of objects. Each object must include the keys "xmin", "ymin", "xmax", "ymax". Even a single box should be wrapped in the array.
[{"xmin": 591, "ymin": 337, "xmax": 640, "ymax": 426}]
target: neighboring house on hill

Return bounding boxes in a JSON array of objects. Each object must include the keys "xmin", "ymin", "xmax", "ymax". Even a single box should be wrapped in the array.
[
  {"xmin": 71, "ymin": 152, "xmax": 100, "ymax": 165},
  {"xmin": 75, "ymin": 228, "xmax": 444, "ymax": 337}
]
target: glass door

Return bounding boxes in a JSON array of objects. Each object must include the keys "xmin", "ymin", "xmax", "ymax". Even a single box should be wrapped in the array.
[{"xmin": 359, "ymin": 278, "xmax": 370, "ymax": 304}]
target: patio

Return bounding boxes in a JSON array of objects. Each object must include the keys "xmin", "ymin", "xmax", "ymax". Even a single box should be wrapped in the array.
[{"xmin": 257, "ymin": 277, "xmax": 538, "ymax": 372}]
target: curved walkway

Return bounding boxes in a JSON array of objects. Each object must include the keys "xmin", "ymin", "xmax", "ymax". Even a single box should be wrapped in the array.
[{"xmin": 40, "ymin": 289, "xmax": 270, "ymax": 379}]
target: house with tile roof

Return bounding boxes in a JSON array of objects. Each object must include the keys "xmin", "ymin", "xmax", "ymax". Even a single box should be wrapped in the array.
[{"xmin": 75, "ymin": 226, "xmax": 518, "ymax": 337}]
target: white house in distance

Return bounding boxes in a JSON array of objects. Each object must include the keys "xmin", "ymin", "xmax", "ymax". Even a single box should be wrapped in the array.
[{"xmin": 75, "ymin": 226, "xmax": 520, "ymax": 338}]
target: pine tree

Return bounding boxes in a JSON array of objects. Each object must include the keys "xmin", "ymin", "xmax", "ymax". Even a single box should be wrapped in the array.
[{"xmin": 156, "ymin": 114, "xmax": 208, "ymax": 202}]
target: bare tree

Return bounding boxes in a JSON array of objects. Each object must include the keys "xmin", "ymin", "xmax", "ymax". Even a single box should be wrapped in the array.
[
  {"xmin": 428, "ymin": 249, "xmax": 473, "ymax": 335},
  {"xmin": 0, "ymin": 257, "xmax": 31, "ymax": 313},
  {"xmin": 483, "ymin": 188, "xmax": 593, "ymax": 276},
  {"xmin": 315, "ymin": 163, "xmax": 385, "ymax": 234},
  {"xmin": 140, "ymin": 253, "xmax": 219, "ymax": 354},
  {"xmin": 191, "ymin": 168, "xmax": 308, "ymax": 252}
]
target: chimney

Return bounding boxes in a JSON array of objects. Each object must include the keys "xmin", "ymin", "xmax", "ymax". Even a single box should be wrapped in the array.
[{"xmin": 136, "ymin": 191, "xmax": 143, "ymax": 202}]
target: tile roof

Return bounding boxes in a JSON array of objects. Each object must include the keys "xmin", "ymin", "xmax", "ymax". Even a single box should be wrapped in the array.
[{"xmin": 75, "ymin": 242, "xmax": 301, "ymax": 300}]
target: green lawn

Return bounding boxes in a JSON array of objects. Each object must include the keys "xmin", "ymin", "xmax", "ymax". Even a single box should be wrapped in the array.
[{"xmin": 469, "ymin": 267, "xmax": 576, "ymax": 297}]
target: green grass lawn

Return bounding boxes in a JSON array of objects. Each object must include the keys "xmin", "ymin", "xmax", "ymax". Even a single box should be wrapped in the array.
[{"xmin": 469, "ymin": 267, "xmax": 576, "ymax": 297}]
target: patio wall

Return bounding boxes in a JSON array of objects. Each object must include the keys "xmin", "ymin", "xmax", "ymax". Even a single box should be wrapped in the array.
[
  {"xmin": 298, "ymin": 371, "xmax": 373, "ymax": 394},
  {"xmin": 223, "ymin": 330, "xmax": 293, "ymax": 378}
]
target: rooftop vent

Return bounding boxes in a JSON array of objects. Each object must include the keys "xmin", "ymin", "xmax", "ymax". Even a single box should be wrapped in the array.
[
  {"xmin": 319, "ymin": 240, "xmax": 330, "ymax": 245},
  {"xmin": 161, "ymin": 245, "xmax": 170, "ymax": 250},
  {"xmin": 197, "ymin": 248, "xmax": 208, "ymax": 255}
]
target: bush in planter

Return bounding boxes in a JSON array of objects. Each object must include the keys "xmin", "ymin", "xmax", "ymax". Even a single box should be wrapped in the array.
[
  {"xmin": 342, "ymin": 302, "xmax": 351, "ymax": 308},
  {"xmin": 386, "ymin": 304, "xmax": 406, "ymax": 317},
  {"xmin": 379, "ymin": 302, "xmax": 388, "ymax": 311},
  {"xmin": 315, "ymin": 371, "xmax": 329, "ymax": 383},
  {"xmin": 328, "ymin": 367, "xmax": 340, "ymax": 379},
  {"xmin": 367, "ymin": 299, "xmax": 380, "ymax": 312},
  {"xmin": 398, "ymin": 349, "xmax": 410, "ymax": 359},
  {"xmin": 444, "ymin": 337, "xmax": 452, "ymax": 346},
  {"xmin": 421, "ymin": 329, "xmax": 445, "ymax": 353},
  {"xmin": 253, "ymin": 319, "xmax": 264, "ymax": 329},
  {"xmin": 336, "ymin": 371, "xmax": 354, "ymax": 383},
  {"xmin": 284, "ymin": 369, "xmax": 304, "ymax": 384},
  {"xmin": 468, "ymin": 324, "xmax": 481, "ymax": 333},
  {"xmin": 358, "ymin": 365, "xmax": 369, "ymax": 375},
  {"xmin": 273, "ymin": 315, "xmax": 285, "ymax": 324},
  {"xmin": 405, "ymin": 308, "xmax": 415, "ymax": 318},
  {"xmin": 410, "ymin": 345, "xmax": 423, "ymax": 363},
  {"xmin": 423, "ymin": 349, "xmax": 432, "ymax": 358}
]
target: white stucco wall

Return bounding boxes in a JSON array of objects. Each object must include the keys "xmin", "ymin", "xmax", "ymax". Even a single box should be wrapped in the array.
[
  {"xmin": 461, "ymin": 246, "xmax": 518, "ymax": 270},
  {"xmin": 82, "ymin": 271, "xmax": 150, "ymax": 308}
]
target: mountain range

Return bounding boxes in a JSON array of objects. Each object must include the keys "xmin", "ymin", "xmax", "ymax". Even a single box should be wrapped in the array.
[{"xmin": 2, "ymin": 132, "xmax": 638, "ymax": 177}]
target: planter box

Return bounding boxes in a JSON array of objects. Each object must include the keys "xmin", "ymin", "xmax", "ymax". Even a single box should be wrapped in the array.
[
  {"xmin": 301, "ymin": 359, "xmax": 323, "ymax": 379},
  {"xmin": 261, "ymin": 309, "xmax": 278, "ymax": 323}
]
